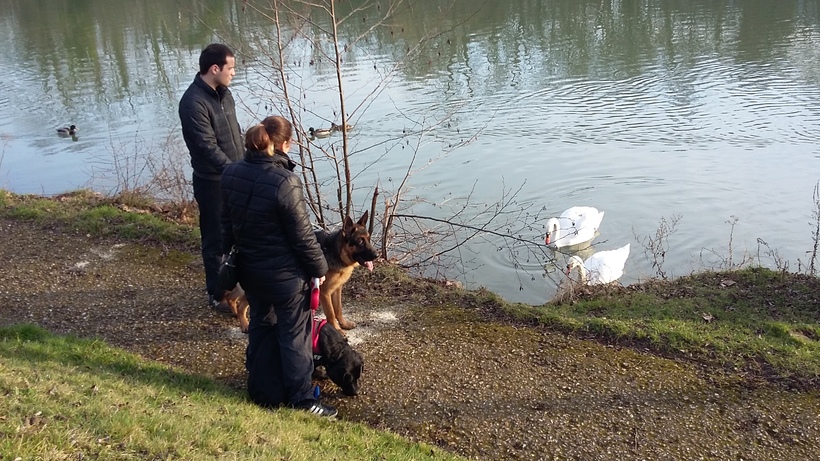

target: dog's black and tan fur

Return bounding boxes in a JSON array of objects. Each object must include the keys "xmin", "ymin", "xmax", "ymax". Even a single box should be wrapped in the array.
[
  {"xmin": 223, "ymin": 283, "xmax": 250, "ymax": 333},
  {"xmin": 315, "ymin": 211, "xmax": 378, "ymax": 332}
]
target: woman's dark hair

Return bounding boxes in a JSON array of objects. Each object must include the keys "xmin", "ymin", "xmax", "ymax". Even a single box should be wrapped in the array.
[
  {"xmin": 245, "ymin": 125, "xmax": 272, "ymax": 153},
  {"xmin": 261, "ymin": 116, "xmax": 293, "ymax": 152},
  {"xmin": 199, "ymin": 43, "xmax": 234, "ymax": 75}
]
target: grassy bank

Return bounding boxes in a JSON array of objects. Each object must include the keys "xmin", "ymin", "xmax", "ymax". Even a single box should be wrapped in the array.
[
  {"xmin": 0, "ymin": 189, "xmax": 200, "ymax": 251},
  {"xmin": 1, "ymin": 188, "xmax": 818, "ymax": 458},
  {"xmin": 0, "ymin": 324, "xmax": 459, "ymax": 460},
  {"xmin": 505, "ymin": 270, "xmax": 820, "ymax": 387},
  {"xmin": 0, "ymin": 190, "xmax": 462, "ymax": 459},
  {"xmin": 355, "ymin": 263, "xmax": 820, "ymax": 389},
  {"xmin": 2, "ymin": 188, "xmax": 818, "ymax": 388}
]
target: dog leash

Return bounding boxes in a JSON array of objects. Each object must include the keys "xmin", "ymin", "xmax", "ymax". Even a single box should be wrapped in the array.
[
  {"xmin": 310, "ymin": 277, "xmax": 321, "ymax": 310},
  {"xmin": 310, "ymin": 277, "xmax": 323, "ymax": 400},
  {"xmin": 310, "ymin": 277, "xmax": 322, "ymax": 352}
]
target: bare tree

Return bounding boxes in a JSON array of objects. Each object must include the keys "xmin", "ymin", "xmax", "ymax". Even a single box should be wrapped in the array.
[
  {"xmin": 699, "ymin": 216, "xmax": 756, "ymax": 271},
  {"xmin": 239, "ymin": 0, "xmax": 411, "ymax": 226},
  {"xmin": 634, "ymin": 215, "xmax": 680, "ymax": 279},
  {"xmin": 198, "ymin": 1, "xmax": 559, "ymax": 290},
  {"xmin": 0, "ymin": 134, "xmax": 9, "ymax": 176},
  {"xmin": 808, "ymin": 181, "xmax": 820, "ymax": 276}
]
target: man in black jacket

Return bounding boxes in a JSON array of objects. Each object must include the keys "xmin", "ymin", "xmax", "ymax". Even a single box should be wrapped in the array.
[{"xmin": 179, "ymin": 43, "xmax": 244, "ymax": 311}]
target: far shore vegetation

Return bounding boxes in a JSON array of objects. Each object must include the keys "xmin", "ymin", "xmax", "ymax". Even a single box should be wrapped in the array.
[{"xmin": 1, "ymin": 187, "xmax": 818, "ymax": 459}]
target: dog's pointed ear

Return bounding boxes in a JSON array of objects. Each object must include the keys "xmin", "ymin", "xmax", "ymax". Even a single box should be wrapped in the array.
[
  {"xmin": 357, "ymin": 210, "xmax": 368, "ymax": 227},
  {"xmin": 343, "ymin": 215, "xmax": 355, "ymax": 234}
]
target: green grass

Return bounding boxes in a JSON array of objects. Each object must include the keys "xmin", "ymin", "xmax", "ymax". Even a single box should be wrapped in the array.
[
  {"xmin": 0, "ymin": 189, "xmax": 199, "ymax": 250},
  {"xmin": 350, "ymin": 229, "xmax": 820, "ymax": 387},
  {"xmin": 0, "ymin": 324, "xmax": 463, "ymax": 461},
  {"xmin": 508, "ymin": 268, "xmax": 820, "ymax": 385}
]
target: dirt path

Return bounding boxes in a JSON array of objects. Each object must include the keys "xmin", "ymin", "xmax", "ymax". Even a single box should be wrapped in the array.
[{"xmin": 1, "ymin": 218, "xmax": 817, "ymax": 460}]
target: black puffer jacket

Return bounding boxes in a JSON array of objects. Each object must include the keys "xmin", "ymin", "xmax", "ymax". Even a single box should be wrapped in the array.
[
  {"xmin": 179, "ymin": 74, "xmax": 243, "ymax": 180},
  {"xmin": 221, "ymin": 151, "xmax": 327, "ymax": 298}
]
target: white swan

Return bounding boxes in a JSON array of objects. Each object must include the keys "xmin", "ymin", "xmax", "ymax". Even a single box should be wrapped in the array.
[
  {"xmin": 565, "ymin": 243, "xmax": 630, "ymax": 285},
  {"xmin": 545, "ymin": 206, "xmax": 605, "ymax": 248}
]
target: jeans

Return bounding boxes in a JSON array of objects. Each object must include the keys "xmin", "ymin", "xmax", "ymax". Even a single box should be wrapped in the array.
[{"xmin": 193, "ymin": 174, "xmax": 223, "ymax": 300}]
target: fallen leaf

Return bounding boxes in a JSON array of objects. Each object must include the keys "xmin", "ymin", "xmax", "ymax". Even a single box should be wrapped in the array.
[{"xmin": 701, "ymin": 312, "xmax": 714, "ymax": 322}]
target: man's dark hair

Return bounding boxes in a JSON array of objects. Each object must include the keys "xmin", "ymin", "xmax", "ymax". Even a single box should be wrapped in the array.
[{"xmin": 199, "ymin": 43, "xmax": 234, "ymax": 75}]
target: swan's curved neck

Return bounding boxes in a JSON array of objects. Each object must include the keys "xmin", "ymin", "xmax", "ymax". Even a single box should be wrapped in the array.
[
  {"xmin": 576, "ymin": 265, "xmax": 587, "ymax": 284},
  {"xmin": 568, "ymin": 258, "xmax": 587, "ymax": 284}
]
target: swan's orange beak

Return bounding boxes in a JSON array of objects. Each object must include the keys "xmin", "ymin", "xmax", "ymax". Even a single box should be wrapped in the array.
[{"xmin": 545, "ymin": 234, "xmax": 551, "ymax": 245}]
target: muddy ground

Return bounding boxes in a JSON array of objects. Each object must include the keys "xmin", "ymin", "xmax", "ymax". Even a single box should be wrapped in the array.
[{"xmin": 0, "ymin": 218, "xmax": 817, "ymax": 460}]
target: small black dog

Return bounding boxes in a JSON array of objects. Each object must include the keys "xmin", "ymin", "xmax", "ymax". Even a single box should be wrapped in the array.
[{"xmin": 312, "ymin": 318, "xmax": 363, "ymax": 396}]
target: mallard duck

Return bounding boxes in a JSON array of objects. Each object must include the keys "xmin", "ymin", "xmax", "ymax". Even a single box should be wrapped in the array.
[
  {"xmin": 331, "ymin": 122, "xmax": 354, "ymax": 132},
  {"xmin": 309, "ymin": 126, "xmax": 332, "ymax": 138},
  {"xmin": 545, "ymin": 206, "xmax": 605, "ymax": 248},
  {"xmin": 57, "ymin": 124, "xmax": 78, "ymax": 136}
]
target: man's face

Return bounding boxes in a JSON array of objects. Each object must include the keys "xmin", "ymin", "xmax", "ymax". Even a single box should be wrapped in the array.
[{"xmin": 214, "ymin": 56, "xmax": 236, "ymax": 87}]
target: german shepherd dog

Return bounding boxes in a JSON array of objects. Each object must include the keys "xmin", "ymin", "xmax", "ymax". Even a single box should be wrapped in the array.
[
  {"xmin": 222, "ymin": 212, "xmax": 376, "ymax": 333},
  {"xmin": 315, "ymin": 211, "xmax": 378, "ymax": 333}
]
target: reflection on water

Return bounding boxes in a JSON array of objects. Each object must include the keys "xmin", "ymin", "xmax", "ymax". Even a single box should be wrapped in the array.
[{"xmin": 1, "ymin": 0, "xmax": 819, "ymax": 304}]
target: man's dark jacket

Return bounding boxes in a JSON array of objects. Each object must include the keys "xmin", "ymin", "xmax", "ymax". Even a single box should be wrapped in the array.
[
  {"xmin": 179, "ymin": 74, "xmax": 243, "ymax": 180},
  {"xmin": 220, "ymin": 151, "xmax": 328, "ymax": 299}
]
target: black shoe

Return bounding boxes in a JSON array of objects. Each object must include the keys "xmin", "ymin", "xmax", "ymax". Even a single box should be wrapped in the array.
[
  {"xmin": 293, "ymin": 399, "xmax": 338, "ymax": 418},
  {"xmin": 208, "ymin": 295, "xmax": 233, "ymax": 314}
]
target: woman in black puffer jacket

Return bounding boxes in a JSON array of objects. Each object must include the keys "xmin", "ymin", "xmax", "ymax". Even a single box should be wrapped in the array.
[{"xmin": 221, "ymin": 116, "xmax": 335, "ymax": 417}]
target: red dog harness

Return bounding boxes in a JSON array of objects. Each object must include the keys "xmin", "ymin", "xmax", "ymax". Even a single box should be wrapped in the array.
[
  {"xmin": 312, "ymin": 317, "xmax": 326, "ymax": 355},
  {"xmin": 310, "ymin": 278, "xmax": 325, "ymax": 356}
]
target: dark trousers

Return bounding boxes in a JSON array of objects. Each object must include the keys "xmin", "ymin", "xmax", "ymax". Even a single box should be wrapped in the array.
[
  {"xmin": 192, "ymin": 174, "xmax": 223, "ymax": 300},
  {"xmin": 245, "ymin": 289, "xmax": 314, "ymax": 407}
]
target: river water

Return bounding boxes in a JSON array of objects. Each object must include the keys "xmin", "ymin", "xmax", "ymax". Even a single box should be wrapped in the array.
[{"xmin": 1, "ymin": 0, "xmax": 819, "ymax": 304}]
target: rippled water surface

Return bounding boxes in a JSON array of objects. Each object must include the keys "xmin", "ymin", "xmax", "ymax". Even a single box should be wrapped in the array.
[{"xmin": 1, "ymin": 0, "xmax": 819, "ymax": 303}]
